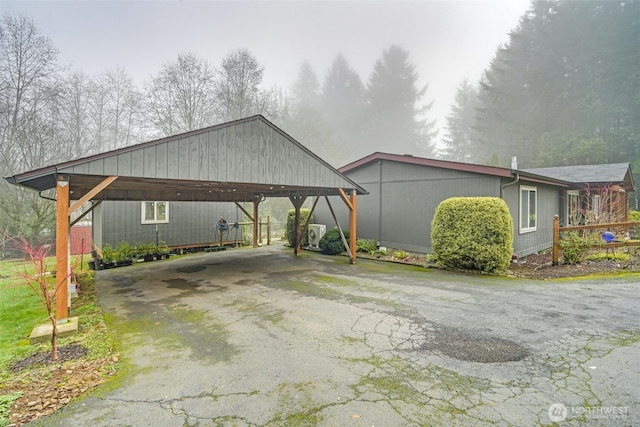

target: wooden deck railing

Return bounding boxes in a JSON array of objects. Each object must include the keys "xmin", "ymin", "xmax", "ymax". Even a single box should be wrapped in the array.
[{"xmin": 552, "ymin": 215, "xmax": 640, "ymax": 265}]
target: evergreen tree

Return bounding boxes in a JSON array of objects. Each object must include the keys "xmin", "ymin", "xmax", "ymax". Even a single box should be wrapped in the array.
[
  {"xmin": 474, "ymin": 0, "xmax": 640, "ymax": 171},
  {"xmin": 319, "ymin": 54, "xmax": 365, "ymax": 164},
  {"xmin": 441, "ymin": 80, "xmax": 480, "ymax": 162},
  {"xmin": 277, "ymin": 62, "xmax": 336, "ymax": 165},
  {"xmin": 364, "ymin": 45, "xmax": 437, "ymax": 157}
]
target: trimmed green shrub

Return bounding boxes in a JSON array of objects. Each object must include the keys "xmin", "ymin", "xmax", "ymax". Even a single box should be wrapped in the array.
[
  {"xmin": 393, "ymin": 250, "xmax": 408, "ymax": 260},
  {"xmin": 560, "ymin": 231, "xmax": 592, "ymax": 264},
  {"xmin": 431, "ymin": 197, "xmax": 513, "ymax": 273},
  {"xmin": 356, "ymin": 238, "xmax": 378, "ymax": 254},
  {"xmin": 319, "ymin": 228, "xmax": 350, "ymax": 255},
  {"xmin": 286, "ymin": 208, "xmax": 313, "ymax": 247}
]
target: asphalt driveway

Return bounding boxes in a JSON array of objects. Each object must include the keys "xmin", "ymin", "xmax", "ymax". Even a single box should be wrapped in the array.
[{"xmin": 35, "ymin": 244, "xmax": 640, "ymax": 426}]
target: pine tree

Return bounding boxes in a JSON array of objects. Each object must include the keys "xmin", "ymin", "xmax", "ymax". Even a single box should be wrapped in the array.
[
  {"xmin": 364, "ymin": 45, "xmax": 437, "ymax": 157},
  {"xmin": 441, "ymin": 80, "xmax": 480, "ymax": 162}
]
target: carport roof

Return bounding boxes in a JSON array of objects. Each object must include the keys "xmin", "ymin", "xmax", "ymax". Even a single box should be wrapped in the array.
[{"xmin": 6, "ymin": 115, "xmax": 367, "ymax": 202}]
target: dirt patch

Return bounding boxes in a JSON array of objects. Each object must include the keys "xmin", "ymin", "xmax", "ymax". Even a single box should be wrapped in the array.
[
  {"xmin": 508, "ymin": 250, "xmax": 640, "ymax": 279},
  {"xmin": 2, "ymin": 344, "xmax": 118, "ymax": 426},
  {"xmin": 358, "ymin": 248, "xmax": 640, "ymax": 280}
]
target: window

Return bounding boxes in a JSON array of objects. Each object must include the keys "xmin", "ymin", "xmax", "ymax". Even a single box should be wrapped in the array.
[
  {"xmin": 520, "ymin": 186, "xmax": 537, "ymax": 233},
  {"xmin": 567, "ymin": 190, "xmax": 580, "ymax": 225},
  {"xmin": 141, "ymin": 201, "xmax": 169, "ymax": 224},
  {"xmin": 593, "ymin": 194, "xmax": 600, "ymax": 220}
]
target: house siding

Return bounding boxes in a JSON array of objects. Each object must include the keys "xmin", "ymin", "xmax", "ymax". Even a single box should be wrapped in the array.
[
  {"xmin": 315, "ymin": 159, "xmax": 560, "ymax": 256},
  {"xmin": 56, "ymin": 117, "xmax": 359, "ymax": 192},
  {"xmin": 99, "ymin": 201, "xmax": 244, "ymax": 248}
]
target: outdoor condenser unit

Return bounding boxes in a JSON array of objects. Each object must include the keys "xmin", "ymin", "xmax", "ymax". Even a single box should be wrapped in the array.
[{"xmin": 308, "ymin": 224, "xmax": 326, "ymax": 247}]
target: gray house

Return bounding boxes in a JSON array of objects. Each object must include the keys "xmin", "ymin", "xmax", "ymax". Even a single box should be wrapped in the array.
[
  {"xmin": 523, "ymin": 163, "xmax": 635, "ymax": 226},
  {"xmin": 314, "ymin": 152, "xmax": 568, "ymax": 257}
]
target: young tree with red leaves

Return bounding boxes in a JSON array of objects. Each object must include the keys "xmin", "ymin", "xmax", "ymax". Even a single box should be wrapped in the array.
[{"xmin": 4, "ymin": 236, "xmax": 68, "ymax": 360}]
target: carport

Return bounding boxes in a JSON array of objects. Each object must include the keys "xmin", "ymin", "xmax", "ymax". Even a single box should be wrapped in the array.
[{"xmin": 5, "ymin": 115, "xmax": 367, "ymax": 322}]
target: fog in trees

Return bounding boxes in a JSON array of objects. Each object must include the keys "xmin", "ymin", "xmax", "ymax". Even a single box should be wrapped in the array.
[
  {"xmin": 365, "ymin": 44, "xmax": 437, "ymax": 158},
  {"xmin": 0, "ymin": 14, "xmax": 60, "ymax": 239},
  {"xmin": 145, "ymin": 53, "xmax": 219, "ymax": 136},
  {"xmin": 6, "ymin": 1, "xmax": 640, "ymax": 239},
  {"xmin": 440, "ymin": 80, "xmax": 480, "ymax": 163},
  {"xmin": 215, "ymin": 48, "xmax": 272, "ymax": 122},
  {"xmin": 466, "ymin": 0, "xmax": 640, "ymax": 171}
]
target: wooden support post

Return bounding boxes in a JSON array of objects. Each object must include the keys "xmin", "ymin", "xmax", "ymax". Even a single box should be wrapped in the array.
[
  {"xmin": 349, "ymin": 190, "xmax": 357, "ymax": 263},
  {"xmin": 338, "ymin": 189, "xmax": 357, "ymax": 264},
  {"xmin": 56, "ymin": 178, "xmax": 70, "ymax": 322},
  {"xmin": 289, "ymin": 195, "xmax": 307, "ymax": 255},
  {"xmin": 324, "ymin": 195, "xmax": 353, "ymax": 262},
  {"xmin": 253, "ymin": 197, "xmax": 260, "ymax": 248},
  {"xmin": 267, "ymin": 215, "xmax": 271, "ymax": 246},
  {"xmin": 552, "ymin": 214, "xmax": 560, "ymax": 266}
]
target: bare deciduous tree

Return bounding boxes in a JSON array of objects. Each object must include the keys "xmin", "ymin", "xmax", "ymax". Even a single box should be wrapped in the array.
[
  {"xmin": 215, "ymin": 48, "xmax": 270, "ymax": 121},
  {"xmin": 145, "ymin": 52, "xmax": 218, "ymax": 136},
  {"xmin": 0, "ymin": 14, "xmax": 61, "ymax": 241}
]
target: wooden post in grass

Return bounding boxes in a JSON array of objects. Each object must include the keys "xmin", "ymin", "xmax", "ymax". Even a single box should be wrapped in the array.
[{"xmin": 552, "ymin": 215, "xmax": 560, "ymax": 265}]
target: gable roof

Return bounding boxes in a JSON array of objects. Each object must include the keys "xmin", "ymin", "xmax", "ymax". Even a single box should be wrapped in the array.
[
  {"xmin": 6, "ymin": 115, "xmax": 367, "ymax": 202},
  {"xmin": 340, "ymin": 152, "xmax": 569, "ymax": 187},
  {"xmin": 523, "ymin": 163, "xmax": 635, "ymax": 191}
]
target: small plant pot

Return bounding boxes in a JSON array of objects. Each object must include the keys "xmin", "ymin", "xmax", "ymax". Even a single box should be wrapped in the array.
[
  {"xmin": 88, "ymin": 260, "xmax": 96, "ymax": 270},
  {"xmin": 144, "ymin": 254, "xmax": 154, "ymax": 262}
]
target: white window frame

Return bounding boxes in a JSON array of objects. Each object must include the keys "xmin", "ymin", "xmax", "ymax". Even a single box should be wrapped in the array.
[
  {"xmin": 593, "ymin": 194, "xmax": 600, "ymax": 220},
  {"xmin": 567, "ymin": 190, "xmax": 580, "ymax": 225},
  {"xmin": 141, "ymin": 201, "xmax": 169, "ymax": 224},
  {"xmin": 519, "ymin": 186, "xmax": 537, "ymax": 233}
]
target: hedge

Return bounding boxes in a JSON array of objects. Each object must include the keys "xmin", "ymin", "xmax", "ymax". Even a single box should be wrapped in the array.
[
  {"xmin": 431, "ymin": 197, "xmax": 513, "ymax": 273},
  {"xmin": 286, "ymin": 208, "xmax": 313, "ymax": 247}
]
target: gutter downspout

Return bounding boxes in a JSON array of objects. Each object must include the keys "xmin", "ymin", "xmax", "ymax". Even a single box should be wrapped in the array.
[{"xmin": 500, "ymin": 173, "xmax": 520, "ymax": 199}]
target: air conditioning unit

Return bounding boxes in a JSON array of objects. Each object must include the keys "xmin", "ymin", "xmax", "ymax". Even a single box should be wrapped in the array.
[{"xmin": 308, "ymin": 224, "xmax": 326, "ymax": 247}]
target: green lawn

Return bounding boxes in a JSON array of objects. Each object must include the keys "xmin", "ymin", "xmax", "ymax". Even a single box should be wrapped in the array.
[
  {"xmin": 0, "ymin": 258, "xmax": 50, "ymax": 371},
  {"xmin": 0, "ymin": 254, "xmax": 115, "ymax": 376},
  {"xmin": 0, "ymin": 255, "xmax": 119, "ymax": 426}
]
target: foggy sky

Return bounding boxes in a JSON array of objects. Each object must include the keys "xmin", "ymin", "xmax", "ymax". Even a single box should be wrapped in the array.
[{"xmin": 1, "ymin": 0, "xmax": 531, "ymax": 146}]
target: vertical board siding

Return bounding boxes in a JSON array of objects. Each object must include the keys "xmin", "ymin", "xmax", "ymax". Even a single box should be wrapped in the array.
[
  {"xmin": 167, "ymin": 142, "xmax": 179, "ymax": 179},
  {"xmin": 198, "ymin": 132, "xmax": 209, "ymax": 181},
  {"xmin": 143, "ymin": 146, "xmax": 156, "ymax": 179},
  {"xmin": 207, "ymin": 130, "xmax": 218, "ymax": 180},
  {"xmin": 131, "ymin": 150, "xmax": 144, "ymax": 177},
  {"xmin": 217, "ymin": 127, "xmax": 227, "ymax": 182},
  {"xmin": 103, "ymin": 155, "xmax": 118, "ymax": 175},
  {"xmin": 88, "ymin": 159, "xmax": 104, "ymax": 175},
  {"xmin": 155, "ymin": 142, "xmax": 168, "ymax": 179},
  {"xmin": 226, "ymin": 125, "xmax": 235, "ymax": 181},
  {"xmin": 103, "ymin": 201, "xmax": 243, "ymax": 248},
  {"xmin": 188, "ymin": 138, "xmax": 200, "ymax": 180},
  {"xmin": 117, "ymin": 152, "xmax": 132, "ymax": 176},
  {"xmin": 258, "ymin": 122, "xmax": 268, "ymax": 184},
  {"xmin": 178, "ymin": 137, "xmax": 189, "ymax": 180},
  {"xmin": 235, "ymin": 123, "xmax": 244, "ymax": 182}
]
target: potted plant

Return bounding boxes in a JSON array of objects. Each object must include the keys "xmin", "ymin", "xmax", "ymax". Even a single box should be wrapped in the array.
[
  {"xmin": 102, "ymin": 243, "xmax": 116, "ymax": 268},
  {"xmin": 141, "ymin": 243, "xmax": 156, "ymax": 262},
  {"xmin": 158, "ymin": 241, "xmax": 171, "ymax": 259},
  {"xmin": 116, "ymin": 241, "xmax": 133, "ymax": 266},
  {"xmin": 132, "ymin": 243, "xmax": 143, "ymax": 262}
]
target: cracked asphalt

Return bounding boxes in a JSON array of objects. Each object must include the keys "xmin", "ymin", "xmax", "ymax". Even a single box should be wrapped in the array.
[{"xmin": 34, "ymin": 244, "xmax": 640, "ymax": 426}]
